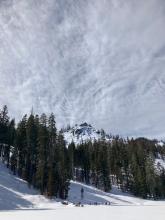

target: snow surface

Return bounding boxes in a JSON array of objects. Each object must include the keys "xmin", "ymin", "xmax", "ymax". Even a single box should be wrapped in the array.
[
  {"xmin": 0, "ymin": 0, "xmax": 165, "ymax": 138},
  {"xmin": 0, "ymin": 161, "xmax": 153, "ymax": 210},
  {"xmin": 154, "ymin": 152, "xmax": 165, "ymax": 173},
  {"xmin": 0, "ymin": 161, "xmax": 165, "ymax": 220},
  {"xmin": 1, "ymin": 206, "xmax": 165, "ymax": 220},
  {"xmin": 156, "ymin": 141, "xmax": 165, "ymax": 147},
  {"xmin": 155, "ymin": 158, "xmax": 165, "ymax": 172}
]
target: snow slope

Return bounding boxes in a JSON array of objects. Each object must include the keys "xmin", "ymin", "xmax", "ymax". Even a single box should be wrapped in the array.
[
  {"xmin": 155, "ymin": 158, "xmax": 165, "ymax": 173},
  {"xmin": 69, "ymin": 181, "xmax": 165, "ymax": 207},
  {"xmin": 0, "ymin": 0, "xmax": 165, "ymax": 138},
  {"xmin": 155, "ymin": 159, "xmax": 165, "ymax": 170},
  {"xmin": 0, "ymin": 161, "xmax": 165, "ymax": 219},
  {"xmin": 0, "ymin": 161, "xmax": 164, "ymax": 211},
  {"xmin": 0, "ymin": 161, "xmax": 63, "ymax": 210}
]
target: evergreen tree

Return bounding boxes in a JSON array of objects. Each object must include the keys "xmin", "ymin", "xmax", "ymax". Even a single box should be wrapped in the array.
[
  {"xmin": 0, "ymin": 105, "xmax": 10, "ymax": 164},
  {"xmin": 16, "ymin": 115, "xmax": 27, "ymax": 178},
  {"xmin": 47, "ymin": 113, "xmax": 57, "ymax": 198},
  {"xmin": 145, "ymin": 154, "xmax": 156, "ymax": 198},
  {"xmin": 68, "ymin": 141, "xmax": 76, "ymax": 179},
  {"xmin": 57, "ymin": 132, "xmax": 70, "ymax": 199},
  {"xmin": 26, "ymin": 114, "xmax": 38, "ymax": 186},
  {"xmin": 36, "ymin": 114, "xmax": 48, "ymax": 194}
]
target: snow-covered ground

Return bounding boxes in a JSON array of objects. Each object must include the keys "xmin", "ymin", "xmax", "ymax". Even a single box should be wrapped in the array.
[
  {"xmin": 155, "ymin": 158, "xmax": 165, "ymax": 172},
  {"xmin": 155, "ymin": 152, "xmax": 165, "ymax": 173},
  {"xmin": 1, "ymin": 206, "xmax": 165, "ymax": 220},
  {"xmin": 0, "ymin": 161, "xmax": 165, "ymax": 219}
]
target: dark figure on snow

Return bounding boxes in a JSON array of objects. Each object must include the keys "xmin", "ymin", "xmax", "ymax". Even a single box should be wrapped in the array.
[{"xmin": 81, "ymin": 187, "xmax": 84, "ymax": 200}]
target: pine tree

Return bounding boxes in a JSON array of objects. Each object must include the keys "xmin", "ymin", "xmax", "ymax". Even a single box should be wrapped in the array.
[
  {"xmin": 101, "ymin": 142, "xmax": 111, "ymax": 192},
  {"xmin": 36, "ymin": 114, "xmax": 48, "ymax": 194},
  {"xmin": 0, "ymin": 105, "xmax": 10, "ymax": 165},
  {"xmin": 68, "ymin": 141, "xmax": 76, "ymax": 179},
  {"xmin": 10, "ymin": 144, "xmax": 18, "ymax": 175},
  {"xmin": 57, "ymin": 132, "xmax": 70, "ymax": 199},
  {"xmin": 16, "ymin": 115, "xmax": 27, "ymax": 178},
  {"xmin": 145, "ymin": 154, "xmax": 156, "ymax": 198},
  {"xmin": 26, "ymin": 114, "xmax": 38, "ymax": 186},
  {"xmin": 47, "ymin": 113, "xmax": 57, "ymax": 198}
]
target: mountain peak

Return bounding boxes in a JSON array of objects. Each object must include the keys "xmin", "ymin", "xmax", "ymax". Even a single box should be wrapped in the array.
[
  {"xmin": 79, "ymin": 122, "xmax": 92, "ymax": 127},
  {"xmin": 63, "ymin": 123, "xmax": 110, "ymax": 146}
]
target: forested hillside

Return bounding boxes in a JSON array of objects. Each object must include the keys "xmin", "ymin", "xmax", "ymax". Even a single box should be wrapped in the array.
[
  {"xmin": 0, "ymin": 105, "xmax": 70, "ymax": 199},
  {"xmin": 0, "ymin": 105, "xmax": 165, "ymax": 200}
]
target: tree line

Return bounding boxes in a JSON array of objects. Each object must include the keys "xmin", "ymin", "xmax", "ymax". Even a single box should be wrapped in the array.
[
  {"xmin": 69, "ymin": 137, "xmax": 165, "ymax": 199},
  {"xmin": 0, "ymin": 105, "xmax": 165, "ymax": 200},
  {"xmin": 0, "ymin": 105, "xmax": 70, "ymax": 199}
]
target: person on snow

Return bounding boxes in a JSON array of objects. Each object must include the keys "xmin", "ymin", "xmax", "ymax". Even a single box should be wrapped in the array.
[{"xmin": 81, "ymin": 187, "xmax": 84, "ymax": 200}]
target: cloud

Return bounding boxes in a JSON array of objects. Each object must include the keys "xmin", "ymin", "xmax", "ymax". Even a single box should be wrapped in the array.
[{"xmin": 0, "ymin": 0, "xmax": 165, "ymax": 138}]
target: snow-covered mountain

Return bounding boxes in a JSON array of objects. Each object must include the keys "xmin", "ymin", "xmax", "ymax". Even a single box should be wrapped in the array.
[
  {"xmin": 63, "ymin": 122, "xmax": 111, "ymax": 146},
  {"xmin": 63, "ymin": 122, "xmax": 165, "ymax": 146},
  {"xmin": 0, "ymin": 0, "xmax": 165, "ymax": 138}
]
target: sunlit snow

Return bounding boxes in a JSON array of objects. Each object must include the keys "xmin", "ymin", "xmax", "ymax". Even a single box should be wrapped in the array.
[{"xmin": 0, "ymin": 161, "xmax": 165, "ymax": 220}]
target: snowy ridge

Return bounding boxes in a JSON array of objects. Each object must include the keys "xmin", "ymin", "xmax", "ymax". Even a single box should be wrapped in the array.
[
  {"xmin": 63, "ymin": 122, "xmax": 111, "ymax": 146},
  {"xmin": 63, "ymin": 122, "xmax": 165, "ymax": 147}
]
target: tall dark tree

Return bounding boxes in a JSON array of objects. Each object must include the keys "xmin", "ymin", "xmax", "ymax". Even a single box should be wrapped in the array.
[
  {"xmin": 26, "ymin": 114, "xmax": 38, "ymax": 186},
  {"xmin": 47, "ymin": 113, "xmax": 57, "ymax": 198},
  {"xmin": 36, "ymin": 114, "xmax": 49, "ymax": 194},
  {"xmin": 15, "ymin": 115, "xmax": 27, "ymax": 178},
  {"xmin": 68, "ymin": 141, "xmax": 76, "ymax": 179},
  {"xmin": 0, "ymin": 105, "xmax": 10, "ymax": 165}
]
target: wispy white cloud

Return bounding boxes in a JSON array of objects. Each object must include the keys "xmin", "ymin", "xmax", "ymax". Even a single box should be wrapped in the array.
[{"xmin": 0, "ymin": 0, "xmax": 165, "ymax": 138}]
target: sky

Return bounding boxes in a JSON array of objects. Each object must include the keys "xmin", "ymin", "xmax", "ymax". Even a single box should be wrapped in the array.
[{"xmin": 0, "ymin": 0, "xmax": 165, "ymax": 138}]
